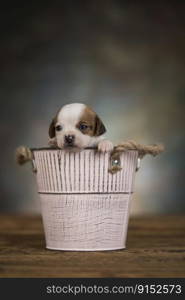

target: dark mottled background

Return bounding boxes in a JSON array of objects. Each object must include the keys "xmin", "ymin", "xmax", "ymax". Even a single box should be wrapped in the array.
[{"xmin": 0, "ymin": 1, "xmax": 185, "ymax": 214}]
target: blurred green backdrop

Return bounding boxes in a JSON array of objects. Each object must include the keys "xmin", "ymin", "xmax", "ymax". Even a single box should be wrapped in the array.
[{"xmin": 0, "ymin": 1, "xmax": 185, "ymax": 214}]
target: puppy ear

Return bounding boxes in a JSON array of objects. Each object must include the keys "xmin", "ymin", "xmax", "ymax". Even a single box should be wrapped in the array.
[
  {"xmin": 94, "ymin": 115, "xmax": 106, "ymax": 136},
  {"xmin": 49, "ymin": 119, "xmax": 56, "ymax": 138}
]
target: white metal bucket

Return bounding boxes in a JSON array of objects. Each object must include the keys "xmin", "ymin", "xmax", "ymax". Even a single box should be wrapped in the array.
[{"xmin": 32, "ymin": 149, "xmax": 138, "ymax": 251}]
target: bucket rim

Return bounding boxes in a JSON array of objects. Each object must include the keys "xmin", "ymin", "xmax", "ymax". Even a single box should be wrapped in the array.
[{"xmin": 31, "ymin": 147, "xmax": 138, "ymax": 152}]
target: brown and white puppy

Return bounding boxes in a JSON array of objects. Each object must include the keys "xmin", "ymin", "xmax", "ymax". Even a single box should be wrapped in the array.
[{"xmin": 48, "ymin": 103, "xmax": 114, "ymax": 152}]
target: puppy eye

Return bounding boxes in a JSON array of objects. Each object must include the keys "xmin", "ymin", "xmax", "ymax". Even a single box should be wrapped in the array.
[
  {"xmin": 79, "ymin": 124, "xmax": 88, "ymax": 130},
  {"xmin": 55, "ymin": 125, "xmax": 62, "ymax": 131}
]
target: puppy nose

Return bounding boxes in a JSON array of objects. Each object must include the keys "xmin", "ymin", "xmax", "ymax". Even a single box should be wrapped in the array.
[{"xmin": 65, "ymin": 135, "xmax": 75, "ymax": 144}]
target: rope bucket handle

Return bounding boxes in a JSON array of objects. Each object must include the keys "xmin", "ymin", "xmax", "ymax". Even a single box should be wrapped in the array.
[
  {"xmin": 15, "ymin": 146, "xmax": 37, "ymax": 173},
  {"xmin": 15, "ymin": 141, "xmax": 164, "ymax": 174},
  {"xmin": 108, "ymin": 140, "xmax": 164, "ymax": 174}
]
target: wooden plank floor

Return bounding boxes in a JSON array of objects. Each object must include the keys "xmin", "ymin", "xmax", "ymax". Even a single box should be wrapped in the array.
[{"xmin": 0, "ymin": 215, "xmax": 184, "ymax": 277}]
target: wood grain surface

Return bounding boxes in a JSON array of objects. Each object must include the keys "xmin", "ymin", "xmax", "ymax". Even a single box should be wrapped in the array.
[{"xmin": 0, "ymin": 215, "xmax": 184, "ymax": 278}]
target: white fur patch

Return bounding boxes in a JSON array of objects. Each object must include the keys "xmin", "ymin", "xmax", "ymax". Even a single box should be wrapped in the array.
[{"xmin": 57, "ymin": 103, "xmax": 85, "ymax": 129}]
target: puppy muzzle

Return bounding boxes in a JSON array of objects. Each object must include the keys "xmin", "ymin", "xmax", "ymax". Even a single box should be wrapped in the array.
[{"xmin": 64, "ymin": 135, "xmax": 75, "ymax": 147}]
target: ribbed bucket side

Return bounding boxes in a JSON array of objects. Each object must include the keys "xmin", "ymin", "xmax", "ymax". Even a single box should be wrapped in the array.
[{"xmin": 33, "ymin": 149, "xmax": 138, "ymax": 193}]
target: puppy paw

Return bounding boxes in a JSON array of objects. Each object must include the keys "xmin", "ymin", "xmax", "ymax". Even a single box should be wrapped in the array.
[
  {"xmin": 48, "ymin": 137, "xmax": 57, "ymax": 147},
  {"xmin": 98, "ymin": 140, "xmax": 114, "ymax": 152}
]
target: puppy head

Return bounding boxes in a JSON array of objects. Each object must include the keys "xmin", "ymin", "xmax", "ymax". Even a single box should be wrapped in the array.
[{"xmin": 49, "ymin": 103, "xmax": 106, "ymax": 150}]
